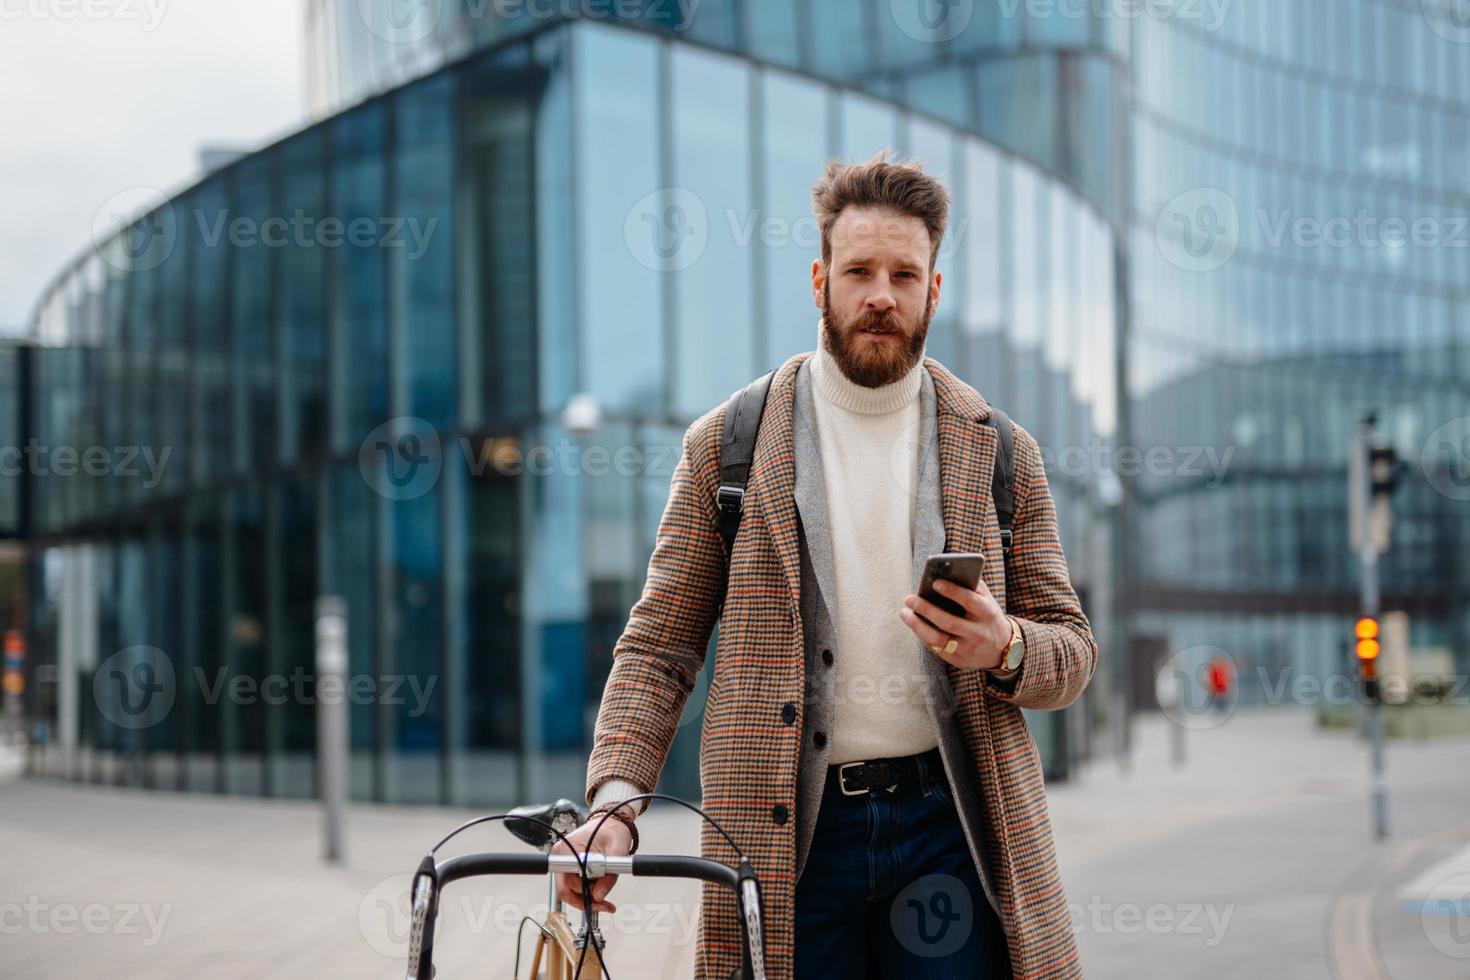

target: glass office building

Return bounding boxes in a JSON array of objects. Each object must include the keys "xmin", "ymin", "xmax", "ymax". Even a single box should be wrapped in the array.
[
  {"xmin": 1131, "ymin": 2, "xmax": 1470, "ymax": 701},
  {"xmin": 18, "ymin": 11, "xmax": 1119, "ymax": 804}
]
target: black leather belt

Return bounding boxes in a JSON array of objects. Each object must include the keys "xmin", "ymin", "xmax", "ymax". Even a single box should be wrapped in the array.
[{"xmin": 827, "ymin": 746, "xmax": 943, "ymax": 796}]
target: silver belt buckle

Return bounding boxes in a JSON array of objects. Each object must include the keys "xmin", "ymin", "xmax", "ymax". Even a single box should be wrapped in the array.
[{"xmin": 837, "ymin": 761, "xmax": 867, "ymax": 796}]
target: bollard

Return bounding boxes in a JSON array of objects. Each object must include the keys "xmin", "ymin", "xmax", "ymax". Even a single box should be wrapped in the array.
[{"xmin": 316, "ymin": 596, "xmax": 349, "ymax": 864}]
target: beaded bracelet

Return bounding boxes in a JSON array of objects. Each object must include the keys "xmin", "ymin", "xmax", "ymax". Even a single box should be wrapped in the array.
[{"xmin": 587, "ymin": 802, "xmax": 640, "ymax": 855}]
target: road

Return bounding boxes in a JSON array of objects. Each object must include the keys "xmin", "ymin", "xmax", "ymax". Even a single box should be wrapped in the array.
[{"xmin": 1, "ymin": 707, "xmax": 1466, "ymax": 978}]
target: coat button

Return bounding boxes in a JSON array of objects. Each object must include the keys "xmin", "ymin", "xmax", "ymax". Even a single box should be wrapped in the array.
[
  {"xmin": 822, "ymin": 648, "xmax": 833, "ymax": 666},
  {"xmin": 813, "ymin": 731, "xmax": 827, "ymax": 749},
  {"xmin": 771, "ymin": 804, "xmax": 788, "ymax": 825},
  {"xmin": 781, "ymin": 702, "xmax": 796, "ymax": 725}
]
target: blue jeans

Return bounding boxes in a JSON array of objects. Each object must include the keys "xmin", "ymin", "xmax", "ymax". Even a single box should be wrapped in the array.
[{"xmin": 793, "ymin": 751, "xmax": 1012, "ymax": 979}]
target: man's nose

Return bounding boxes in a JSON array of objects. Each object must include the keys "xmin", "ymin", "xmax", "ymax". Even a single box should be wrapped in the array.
[{"xmin": 866, "ymin": 285, "xmax": 897, "ymax": 312}]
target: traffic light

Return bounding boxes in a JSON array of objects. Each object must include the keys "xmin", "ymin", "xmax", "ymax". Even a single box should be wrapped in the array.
[
  {"xmin": 1355, "ymin": 616, "xmax": 1380, "ymax": 700},
  {"xmin": 1368, "ymin": 445, "xmax": 1401, "ymax": 499}
]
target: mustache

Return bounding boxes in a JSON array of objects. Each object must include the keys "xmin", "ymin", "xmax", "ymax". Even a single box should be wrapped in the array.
[{"xmin": 854, "ymin": 312, "xmax": 901, "ymax": 333}]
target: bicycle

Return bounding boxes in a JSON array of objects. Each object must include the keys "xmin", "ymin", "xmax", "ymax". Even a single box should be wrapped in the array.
[{"xmin": 402, "ymin": 794, "xmax": 769, "ymax": 980}]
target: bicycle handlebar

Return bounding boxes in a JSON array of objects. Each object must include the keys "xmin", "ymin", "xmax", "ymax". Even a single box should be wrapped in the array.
[
  {"xmin": 437, "ymin": 851, "xmax": 742, "ymax": 890},
  {"xmin": 407, "ymin": 850, "xmax": 767, "ymax": 980}
]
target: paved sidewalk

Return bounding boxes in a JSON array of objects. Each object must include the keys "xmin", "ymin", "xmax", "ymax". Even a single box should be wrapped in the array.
[{"xmin": 1, "ymin": 708, "xmax": 1467, "ymax": 978}]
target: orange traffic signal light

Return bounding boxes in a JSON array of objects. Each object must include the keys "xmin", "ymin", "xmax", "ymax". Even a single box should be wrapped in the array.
[{"xmin": 1356, "ymin": 616, "xmax": 1380, "ymax": 665}]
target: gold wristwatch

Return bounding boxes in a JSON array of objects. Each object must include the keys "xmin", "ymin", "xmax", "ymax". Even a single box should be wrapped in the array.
[{"xmin": 1001, "ymin": 616, "xmax": 1025, "ymax": 672}]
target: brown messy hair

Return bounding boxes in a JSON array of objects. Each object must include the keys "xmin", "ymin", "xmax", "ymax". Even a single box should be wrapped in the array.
[{"xmin": 810, "ymin": 148, "xmax": 951, "ymax": 277}]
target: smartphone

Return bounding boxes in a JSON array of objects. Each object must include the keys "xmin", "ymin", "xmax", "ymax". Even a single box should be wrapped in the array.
[{"xmin": 917, "ymin": 553, "xmax": 985, "ymax": 625}]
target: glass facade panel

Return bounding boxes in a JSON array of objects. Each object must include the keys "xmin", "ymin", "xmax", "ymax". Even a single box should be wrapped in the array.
[
  {"xmin": 671, "ymin": 43, "xmax": 755, "ymax": 416},
  {"xmin": 573, "ymin": 25, "xmax": 664, "ymax": 413},
  {"xmin": 279, "ymin": 132, "xmax": 328, "ymax": 464},
  {"xmin": 328, "ymin": 104, "xmax": 389, "ymax": 452}
]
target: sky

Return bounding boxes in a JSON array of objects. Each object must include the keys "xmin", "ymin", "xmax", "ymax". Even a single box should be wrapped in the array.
[{"xmin": 0, "ymin": 0, "xmax": 305, "ymax": 332}]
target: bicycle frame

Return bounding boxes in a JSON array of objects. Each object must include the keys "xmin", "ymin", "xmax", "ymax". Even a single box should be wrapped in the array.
[{"xmin": 404, "ymin": 849, "xmax": 768, "ymax": 980}]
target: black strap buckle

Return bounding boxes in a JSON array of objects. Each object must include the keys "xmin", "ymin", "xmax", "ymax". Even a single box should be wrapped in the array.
[
  {"xmin": 999, "ymin": 528, "xmax": 1014, "ymax": 552},
  {"xmin": 717, "ymin": 484, "xmax": 745, "ymax": 516}
]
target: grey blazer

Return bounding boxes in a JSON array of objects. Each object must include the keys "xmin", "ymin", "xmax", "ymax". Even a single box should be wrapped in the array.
[{"xmin": 790, "ymin": 356, "xmax": 1002, "ymax": 915}]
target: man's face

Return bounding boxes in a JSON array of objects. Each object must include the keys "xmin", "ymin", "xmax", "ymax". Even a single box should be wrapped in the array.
[{"xmin": 813, "ymin": 205, "xmax": 941, "ymax": 388}]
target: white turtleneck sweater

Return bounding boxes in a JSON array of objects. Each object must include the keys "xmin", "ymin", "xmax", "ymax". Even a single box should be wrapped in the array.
[
  {"xmin": 591, "ymin": 329, "xmax": 935, "ymax": 811},
  {"xmin": 807, "ymin": 338, "xmax": 937, "ymax": 764}
]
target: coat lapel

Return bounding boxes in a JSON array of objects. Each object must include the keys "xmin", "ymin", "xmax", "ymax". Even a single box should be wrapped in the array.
[
  {"xmin": 792, "ymin": 357, "xmax": 835, "ymax": 627},
  {"xmin": 743, "ymin": 354, "xmax": 808, "ymax": 618},
  {"xmin": 928, "ymin": 357, "xmax": 999, "ymax": 590}
]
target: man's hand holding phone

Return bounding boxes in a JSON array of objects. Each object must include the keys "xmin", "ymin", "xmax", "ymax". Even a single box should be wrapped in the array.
[{"xmin": 900, "ymin": 553, "xmax": 1012, "ymax": 671}]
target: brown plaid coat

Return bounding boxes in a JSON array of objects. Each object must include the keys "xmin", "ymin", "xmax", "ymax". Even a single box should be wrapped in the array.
[{"xmin": 586, "ymin": 352, "xmax": 1097, "ymax": 979}]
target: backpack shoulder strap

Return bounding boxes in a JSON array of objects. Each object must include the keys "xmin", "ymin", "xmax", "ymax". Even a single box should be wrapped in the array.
[
  {"xmin": 716, "ymin": 369, "xmax": 776, "ymax": 554},
  {"xmin": 983, "ymin": 407, "xmax": 1016, "ymax": 566}
]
